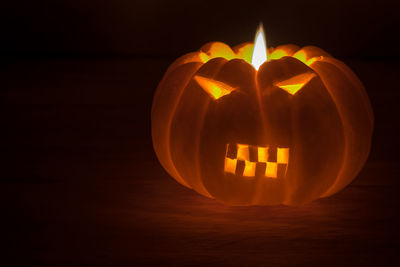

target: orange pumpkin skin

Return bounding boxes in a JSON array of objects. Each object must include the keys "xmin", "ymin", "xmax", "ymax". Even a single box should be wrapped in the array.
[{"xmin": 151, "ymin": 42, "xmax": 373, "ymax": 206}]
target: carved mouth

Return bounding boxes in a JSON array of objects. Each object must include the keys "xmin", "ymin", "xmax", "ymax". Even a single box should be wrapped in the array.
[{"xmin": 224, "ymin": 144, "xmax": 289, "ymax": 178}]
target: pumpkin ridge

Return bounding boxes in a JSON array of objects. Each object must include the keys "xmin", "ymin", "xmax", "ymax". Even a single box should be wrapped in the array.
[
  {"xmin": 166, "ymin": 68, "xmax": 205, "ymax": 191},
  {"xmin": 170, "ymin": 58, "xmax": 228, "ymax": 198},
  {"xmin": 250, "ymin": 67, "xmax": 270, "ymax": 204},
  {"xmin": 194, "ymin": 59, "xmax": 233, "ymax": 199},
  {"xmin": 314, "ymin": 57, "xmax": 374, "ymax": 129},
  {"xmin": 152, "ymin": 62, "xmax": 203, "ymax": 188},
  {"xmin": 310, "ymin": 60, "xmax": 373, "ymax": 197},
  {"xmin": 312, "ymin": 67, "xmax": 351, "ymax": 197}
]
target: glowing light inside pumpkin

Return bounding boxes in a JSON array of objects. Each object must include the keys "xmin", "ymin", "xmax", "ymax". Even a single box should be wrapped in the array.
[
  {"xmin": 257, "ymin": 147, "xmax": 268, "ymax": 162},
  {"xmin": 194, "ymin": 76, "xmax": 235, "ymax": 100},
  {"xmin": 270, "ymin": 49, "xmax": 289, "ymax": 60},
  {"xmin": 251, "ymin": 24, "xmax": 268, "ymax": 70},
  {"xmin": 275, "ymin": 73, "xmax": 316, "ymax": 95},
  {"xmin": 224, "ymin": 157, "xmax": 237, "ymax": 174},
  {"xmin": 243, "ymin": 160, "xmax": 256, "ymax": 177},
  {"xmin": 223, "ymin": 143, "xmax": 289, "ymax": 178},
  {"xmin": 237, "ymin": 144, "xmax": 250, "ymax": 161},
  {"xmin": 277, "ymin": 148, "xmax": 289, "ymax": 164},
  {"xmin": 265, "ymin": 162, "xmax": 278, "ymax": 178}
]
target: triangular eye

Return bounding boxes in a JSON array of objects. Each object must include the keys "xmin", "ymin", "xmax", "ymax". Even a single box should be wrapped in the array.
[
  {"xmin": 275, "ymin": 73, "xmax": 316, "ymax": 95},
  {"xmin": 194, "ymin": 75, "xmax": 235, "ymax": 100}
]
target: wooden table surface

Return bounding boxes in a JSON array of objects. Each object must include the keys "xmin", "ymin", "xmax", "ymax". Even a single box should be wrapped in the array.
[{"xmin": 5, "ymin": 58, "xmax": 400, "ymax": 265}]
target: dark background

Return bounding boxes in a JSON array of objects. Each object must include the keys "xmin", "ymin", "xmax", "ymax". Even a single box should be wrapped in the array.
[
  {"xmin": 3, "ymin": 0, "xmax": 399, "ymax": 59},
  {"xmin": 5, "ymin": 0, "xmax": 400, "ymax": 265}
]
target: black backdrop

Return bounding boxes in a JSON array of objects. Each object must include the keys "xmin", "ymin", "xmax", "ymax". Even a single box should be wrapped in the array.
[
  {"xmin": 5, "ymin": 0, "xmax": 400, "ymax": 265},
  {"xmin": 3, "ymin": 0, "xmax": 399, "ymax": 59}
]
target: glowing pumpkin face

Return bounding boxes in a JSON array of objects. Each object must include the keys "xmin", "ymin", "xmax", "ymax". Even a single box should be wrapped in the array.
[{"xmin": 151, "ymin": 42, "xmax": 373, "ymax": 206}]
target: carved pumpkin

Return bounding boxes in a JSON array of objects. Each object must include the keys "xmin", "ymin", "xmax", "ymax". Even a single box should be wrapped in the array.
[{"xmin": 151, "ymin": 39, "xmax": 373, "ymax": 206}]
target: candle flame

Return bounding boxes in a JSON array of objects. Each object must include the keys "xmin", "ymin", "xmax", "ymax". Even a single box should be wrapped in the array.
[{"xmin": 251, "ymin": 24, "xmax": 268, "ymax": 70}]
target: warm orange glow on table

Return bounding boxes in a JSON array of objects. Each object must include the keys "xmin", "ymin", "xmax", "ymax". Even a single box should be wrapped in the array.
[{"xmin": 151, "ymin": 24, "xmax": 374, "ymax": 206}]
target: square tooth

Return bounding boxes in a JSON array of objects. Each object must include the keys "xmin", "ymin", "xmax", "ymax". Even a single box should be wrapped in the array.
[
  {"xmin": 224, "ymin": 157, "xmax": 237, "ymax": 174},
  {"xmin": 237, "ymin": 144, "xmax": 249, "ymax": 161},
  {"xmin": 277, "ymin": 147, "xmax": 289, "ymax": 164},
  {"xmin": 265, "ymin": 162, "xmax": 278, "ymax": 178},
  {"xmin": 257, "ymin": 146, "xmax": 268, "ymax": 162},
  {"xmin": 243, "ymin": 160, "xmax": 256, "ymax": 177}
]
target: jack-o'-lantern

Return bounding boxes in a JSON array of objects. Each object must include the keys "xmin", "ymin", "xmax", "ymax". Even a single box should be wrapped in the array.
[{"xmin": 151, "ymin": 25, "xmax": 373, "ymax": 205}]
